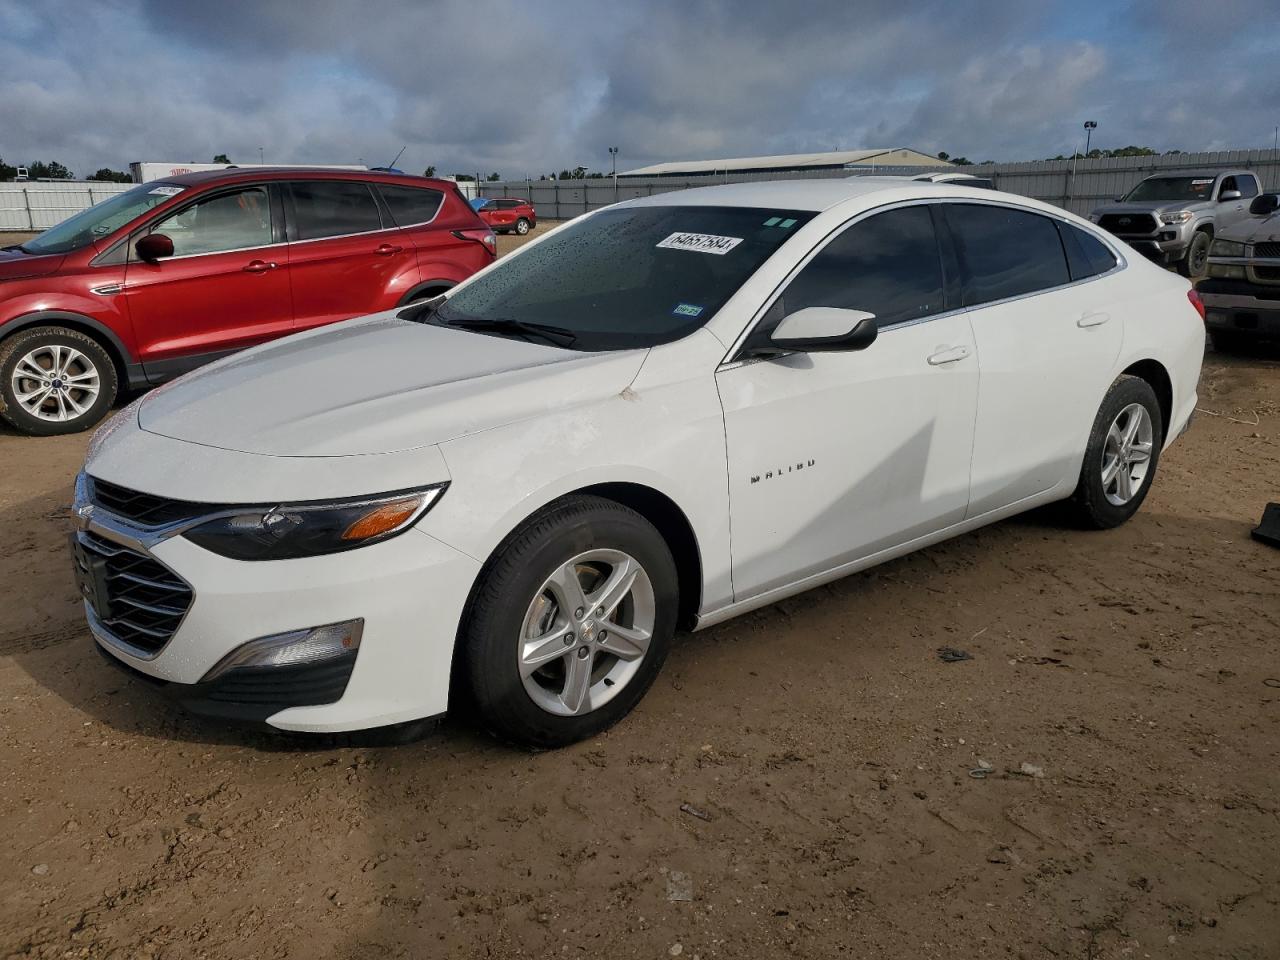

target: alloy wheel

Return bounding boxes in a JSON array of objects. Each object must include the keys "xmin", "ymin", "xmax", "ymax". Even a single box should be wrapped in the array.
[
  {"xmin": 518, "ymin": 549, "xmax": 655, "ymax": 717},
  {"xmin": 10, "ymin": 344, "xmax": 101, "ymax": 422},
  {"xmin": 1101, "ymin": 402, "xmax": 1154, "ymax": 506}
]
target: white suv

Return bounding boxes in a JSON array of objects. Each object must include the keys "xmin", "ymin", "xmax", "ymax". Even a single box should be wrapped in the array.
[{"xmin": 74, "ymin": 179, "xmax": 1205, "ymax": 747}]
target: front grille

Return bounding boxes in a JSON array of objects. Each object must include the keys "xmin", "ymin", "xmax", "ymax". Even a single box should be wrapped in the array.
[
  {"xmin": 1098, "ymin": 213, "xmax": 1157, "ymax": 235},
  {"xmin": 1254, "ymin": 242, "xmax": 1280, "ymax": 259},
  {"xmin": 77, "ymin": 531, "xmax": 193, "ymax": 655},
  {"xmin": 89, "ymin": 477, "xmax": 217, "ymax": 527}
]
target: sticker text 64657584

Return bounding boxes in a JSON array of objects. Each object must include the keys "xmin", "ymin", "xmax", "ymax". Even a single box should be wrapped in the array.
[{"xmin": 656, "ymin": 232, "xmax": 744, "ymax": 255}]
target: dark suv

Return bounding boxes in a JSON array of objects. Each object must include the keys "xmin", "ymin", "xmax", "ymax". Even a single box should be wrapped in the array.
[{"xmin": 0, "ymin": 169, "xmax": 496, "ymax": 435}]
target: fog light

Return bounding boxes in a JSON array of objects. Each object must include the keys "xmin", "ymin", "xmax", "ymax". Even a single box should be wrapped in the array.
[{"xmin": 201, "ymin": 619, "xmax": 363, "ymax": 682}]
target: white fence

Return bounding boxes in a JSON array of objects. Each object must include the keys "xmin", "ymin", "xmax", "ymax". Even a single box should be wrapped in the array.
[
  {"xmin": 480, "ymin": 149, "xmax": 1280, "ymax": 219},
  {"xmin": 0, "ymin": 182, "xmax": 134, "ymax": 231}
]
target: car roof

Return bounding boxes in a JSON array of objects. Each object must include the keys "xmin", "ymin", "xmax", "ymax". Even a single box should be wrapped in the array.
[
  {"xmin": 155, "ymin": 167, "xmax": 454, "ymax": 189},
  {"xmin": 623, "ymin": 177, "xmax": 1017, "ymax": 213}
]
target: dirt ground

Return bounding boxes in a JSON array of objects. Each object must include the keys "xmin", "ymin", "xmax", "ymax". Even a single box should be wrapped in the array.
[{"xmin": 1, "ymin": 227, "xmax": 1279, "ymax": 957}]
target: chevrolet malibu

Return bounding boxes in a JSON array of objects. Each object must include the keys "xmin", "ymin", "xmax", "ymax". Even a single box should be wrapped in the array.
[{"xmin": 72, "ymin": 179, "xmax": 1205, "ymax": 747}]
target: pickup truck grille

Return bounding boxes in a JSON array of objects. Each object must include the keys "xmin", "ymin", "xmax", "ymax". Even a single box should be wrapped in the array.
[
  {"xmin": 1098, "ymin": 213, "xmax": 1157, "ymax": 235},
  {"xmin": 1253, "ymin": 241, "xmax": 1280, "ymax": 259},
  {"xmin": 75, "ymin": 531, "xmax": 193, "ymax": 656}
]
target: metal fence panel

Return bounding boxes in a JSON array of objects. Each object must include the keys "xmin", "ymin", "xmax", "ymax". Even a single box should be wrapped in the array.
[
  {"xmin": 480, "ymin": 149, "xmax": 1280, "ymax": 219},
  {"xmin": 0, "ymin": 182, "xmax": 133, "ymax": 230}
]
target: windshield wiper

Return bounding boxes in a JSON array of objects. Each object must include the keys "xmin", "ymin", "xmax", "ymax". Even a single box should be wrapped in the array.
[{"xmin": 444, "ymin": 317, "xmax": 578, "ymax": 348}]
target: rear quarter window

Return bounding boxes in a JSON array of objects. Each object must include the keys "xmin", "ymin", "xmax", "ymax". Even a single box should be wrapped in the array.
[{"xmin": 379, "ymin": 185, "xmax": 444, "ymax": 226}]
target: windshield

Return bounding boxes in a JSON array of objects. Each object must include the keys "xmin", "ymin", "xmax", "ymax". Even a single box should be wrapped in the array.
[
  {"xmin": 21, "ymin": 183, "xmax": 185, "ymax": 255},
  {"xmin": 1122, "ymin": 176, "xmax": 1217, "ymax": 203},
  {"xmin": 434, "ymin": 205, "xmax": 815, "ymax": 350}
]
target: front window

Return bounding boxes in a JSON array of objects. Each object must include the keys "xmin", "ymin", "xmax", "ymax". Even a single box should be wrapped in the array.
[
  {"xmin": 433, "ymin": 205, "xmax": 815, "ymax": 350},
  {"xmin": 152, "ymin": 186, "xmax": 272, "ymax": 256},
  {"xmin": 20, "ymin": 183, "xmax": 186, "ymax": 256},
  {"xmin": 1122, "ymin": 177, "xmax": 1216, "ymax": 203}
]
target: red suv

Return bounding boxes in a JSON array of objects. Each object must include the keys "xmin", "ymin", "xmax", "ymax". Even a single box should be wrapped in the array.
[
  {"xmin": 0, "ymin": 169, "xmax": 496, "ymax": 435},
  {"xmin": 477, "ymin": 197, "xmax": 537, "ymax": 235}
]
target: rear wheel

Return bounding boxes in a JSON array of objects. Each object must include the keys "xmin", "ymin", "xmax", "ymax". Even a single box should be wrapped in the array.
[
  {"xmin": 460, "ymin": 495, "xmax": 678, "ymax": 748},
  {"xmin": 0, "ymin": 326, "xmax": 118, "ymax": 436},
  {"xmin": 514, "ymin": 218, "xmax": 531, "ymax": 236},
  {"xmin": 1179, "ymin": 230, "xmax": 1211, "ymax": 279},
  {"xmin": 1067, "ymin": 375, "xmax": 1163, "ymax": 529}
]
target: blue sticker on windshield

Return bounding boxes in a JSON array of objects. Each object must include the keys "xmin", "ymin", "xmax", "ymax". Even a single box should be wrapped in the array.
[{"xmin": 673, "ymin": 303, "xmax": 704, "ymax": 318}]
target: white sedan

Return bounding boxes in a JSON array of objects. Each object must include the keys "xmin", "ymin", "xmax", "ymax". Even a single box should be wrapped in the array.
[{"xmin": 73, "ymin": 179, "xmax": 1205, "ymax": 747}]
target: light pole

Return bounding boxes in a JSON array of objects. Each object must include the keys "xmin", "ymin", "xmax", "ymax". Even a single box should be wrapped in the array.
[
  {"xmin": 258, "ymin": 146, "xmax": 264, "ymax": 165},
  {"xmin": 608, "ymin": 146, "xmax": 619, "ymax": 202},
  {"xmin": 1083, "ymin": 121, "xmax": 1097, "ymax": 158}
]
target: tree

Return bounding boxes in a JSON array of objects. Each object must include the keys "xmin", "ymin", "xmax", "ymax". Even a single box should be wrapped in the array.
[
  {"xmin": 950, "ymin": 156, "xmax": 973, "ymax": 166},
  {"xmin": 486, "ymin": 172, "xmax": 501, "ymax": 181},
  {"xmin": 936, "ymin": 151, "xmax": 950, "ymax": 161},
  {"xmin": 0, "ymin": 157, "xmax": 16, "ymax": 181},
  {"xmin": 452, "ymin": 173, "xmax": 476, "ymax": 182},
  {"xmin": 27, "ymin": 161, "xmax": 73, "ymax": 179},
  {"xmin": 88, "ymin": 168, "xmax": 132, "ymax": 182},
  {"xmin": 212, "ymin": 153, "xmax": 231, "ymax": 164},
  {"xmin": 424, "ymin": 165, "xmax": 436, "ymax": 177}
]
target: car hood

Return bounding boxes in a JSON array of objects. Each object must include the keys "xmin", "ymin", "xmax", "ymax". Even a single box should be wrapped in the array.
[
  {"xmin": 1091, "ymin": 200, "xmax": 1210, "ymax": 218},
  {"xmin": 137, "ymin": 313, "xmax": 648, "ymax": 457},
  {"xmin": 1216, "ymin": 212, "xmax": 1280, "ymax": 245},
  {"xmin": 0, "ymin": 246, "xmax": 66, "ymax": 280}
]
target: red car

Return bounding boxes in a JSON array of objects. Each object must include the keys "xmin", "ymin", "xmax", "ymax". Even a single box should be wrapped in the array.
[
  {"xmin": 476, "ymin": 197, "xmax": 537, "ymax": 235},
  {"xmin": 0, "ymin": 169, "xmax": 496, "ymax": 435}
]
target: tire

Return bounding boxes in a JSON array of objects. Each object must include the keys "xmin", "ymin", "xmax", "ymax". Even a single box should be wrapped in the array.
[
  {"xmin": 0, "ymin": 326, "xmax": 118, "ymax": 436},
  {"xmin": 514, "ymin": 218, "xmax": 531, "ymax": 236},
  {"xmin": 1179, "ymin": 230, "xmax": 1212, "ymax": 279},
  {"xmin": 460, "ymin": 495, "xmax": 678, "ymax": 748},
  {"xmin": 1067, "ymin": 375, "xmax": 1164, "ymax": 529}
]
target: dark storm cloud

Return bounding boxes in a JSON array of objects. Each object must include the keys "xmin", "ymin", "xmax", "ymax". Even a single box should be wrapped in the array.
[{"xmin": 1, "ymin": 0, "xmax": 1275, "ymax": 181}]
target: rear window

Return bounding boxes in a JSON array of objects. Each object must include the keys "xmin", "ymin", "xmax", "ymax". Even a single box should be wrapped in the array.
[
  {"xmin": 435, "ymin": 205, "xmax": 815, "ymax": 351},
  {"xmin": 946, "ymin": 204, "xmax": 1070, "ymax": 306},
  {"xmin": 290, "ymin": 181, "xmax": 383, "ymax": 240},
  {"xmin": 379, "ymin": 185, "xmax": 444, "ymax": 226}
]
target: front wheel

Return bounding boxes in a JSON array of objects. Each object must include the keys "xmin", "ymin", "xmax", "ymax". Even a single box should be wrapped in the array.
[
  {"xmin": 1179, "ymin": 230, "xmax": 1211, "ymax": 279},
  {"xmin": 460, "ymin": 495, "xmax": 678, "ymax": 748},
  {"xmin": 0, "ymin": 326, "xmax": 118, "ymax": 436},
  {"xmin": 514, "ymin": 218, "xmax": 531, "ymax": 236},
  {"xmin": 1067, "ymin": 375, "xmax": 1163, "ymax": 529}
]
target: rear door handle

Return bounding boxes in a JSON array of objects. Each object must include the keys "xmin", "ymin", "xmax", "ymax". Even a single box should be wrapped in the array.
[
  {"xmin": 926, "ymin": 345, "xmax": 970, "ymax": 365},
  {"xmin": 1078, "ymin": 311, "xmax": 1110, "ymax": 328},
  {"xmin": 242, "ymin": 260, "xmax": 277, "ymax": 273},
  {"xmin": 375, "ymin": 243, "xmax": 403, "ymax": 256}
]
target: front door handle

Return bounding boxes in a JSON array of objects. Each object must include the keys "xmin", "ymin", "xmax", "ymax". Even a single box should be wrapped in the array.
[
  {"xmin": 375, "ymin": 243, "xmax": 403, "ymax": 256},
  {"xmin": 1078, "ymin": 311, "xmax": 1110, "ymax": 328},
  {"xmin": 926, "ymin": 345, "xmax": 970, "ymax": 365},
  {"xmin": 242, "ymin": 260, "xmax": 277, "ymax": 273}
]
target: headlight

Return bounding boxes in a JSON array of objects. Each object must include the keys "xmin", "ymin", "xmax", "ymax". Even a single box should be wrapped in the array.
[
  {"xmin": 1160, "ymin": 211, "xmax": 1194, "ymax": 225},
  {"xmin": 184, "ymin": 485, "xmax": 447, "ymax": 560},
  {"xmin": 1209, "ymin": 238, "xmax": 1246, "ymax": 257}
]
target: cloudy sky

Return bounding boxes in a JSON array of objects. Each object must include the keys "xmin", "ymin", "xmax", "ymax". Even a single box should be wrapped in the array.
[{"xmin": 1, "ymin": 0, "xmax": 1276, "ymax": 180}]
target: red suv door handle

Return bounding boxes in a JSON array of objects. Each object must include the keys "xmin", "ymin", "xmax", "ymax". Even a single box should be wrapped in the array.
[
  {"xmin": 243, "ymin": 260, "xmax": 277, "ymax": 273},
  {"xmin": 375, "ymin": 243, "xmax": 403, "ymax": 256}
]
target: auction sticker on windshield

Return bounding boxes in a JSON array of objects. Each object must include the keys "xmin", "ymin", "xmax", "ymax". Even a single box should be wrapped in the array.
[
  {"xmin": 149, "ymin": 186, "xmax": 185, "ymax": 196},
  {"xmin": 656, "ymin": 232, "xmax": 743, "ymax": 255}
]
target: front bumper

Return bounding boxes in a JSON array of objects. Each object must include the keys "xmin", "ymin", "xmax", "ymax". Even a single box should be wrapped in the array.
[
  {"xmin": 77, "ymin": 496, "xmax": 482, "ymax": 733},
  {"xmin": 1198, "ymin": 279, "xmax": 1280, "ymax": 338},
  {"xmin": 1109, "ymin": 233, "xmax": 1189, "ymax": 264}
]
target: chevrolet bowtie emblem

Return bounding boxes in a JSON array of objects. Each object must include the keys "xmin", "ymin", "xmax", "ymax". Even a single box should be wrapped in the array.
[{"xmin": 74, "ymin": 503, "xmax": 94, "ymax": 528}]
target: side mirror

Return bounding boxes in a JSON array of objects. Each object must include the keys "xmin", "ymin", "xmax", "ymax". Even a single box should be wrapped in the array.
[
  {"xmin": 769, "ymin": 307, "xmax": 878, "ymax": 353},
  {"xmin": 1249, "ymin": 193, "xmax": 1279, "ymax": 216},
  {"xmin": 1219, "ymin": 189, "xmax": 1242, "ymax": 202},
  {"xmin": 135, "ymin": 233, "xmax": 174, "ymax": 263}
]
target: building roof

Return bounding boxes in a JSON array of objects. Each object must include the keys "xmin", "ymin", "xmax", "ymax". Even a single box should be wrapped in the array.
[{"xmin": 619, "ymin": 147, "xmax": 946, "ymax": 177}]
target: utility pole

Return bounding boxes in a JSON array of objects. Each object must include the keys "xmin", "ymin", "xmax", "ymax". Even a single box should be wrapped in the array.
[
  {"xmin": 259, "ymin": 146, "xmax": 264, "ymax": 164},
  {"xmin": 608, "ymin": 146, "xmax": 619, "ymax": 203}
]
